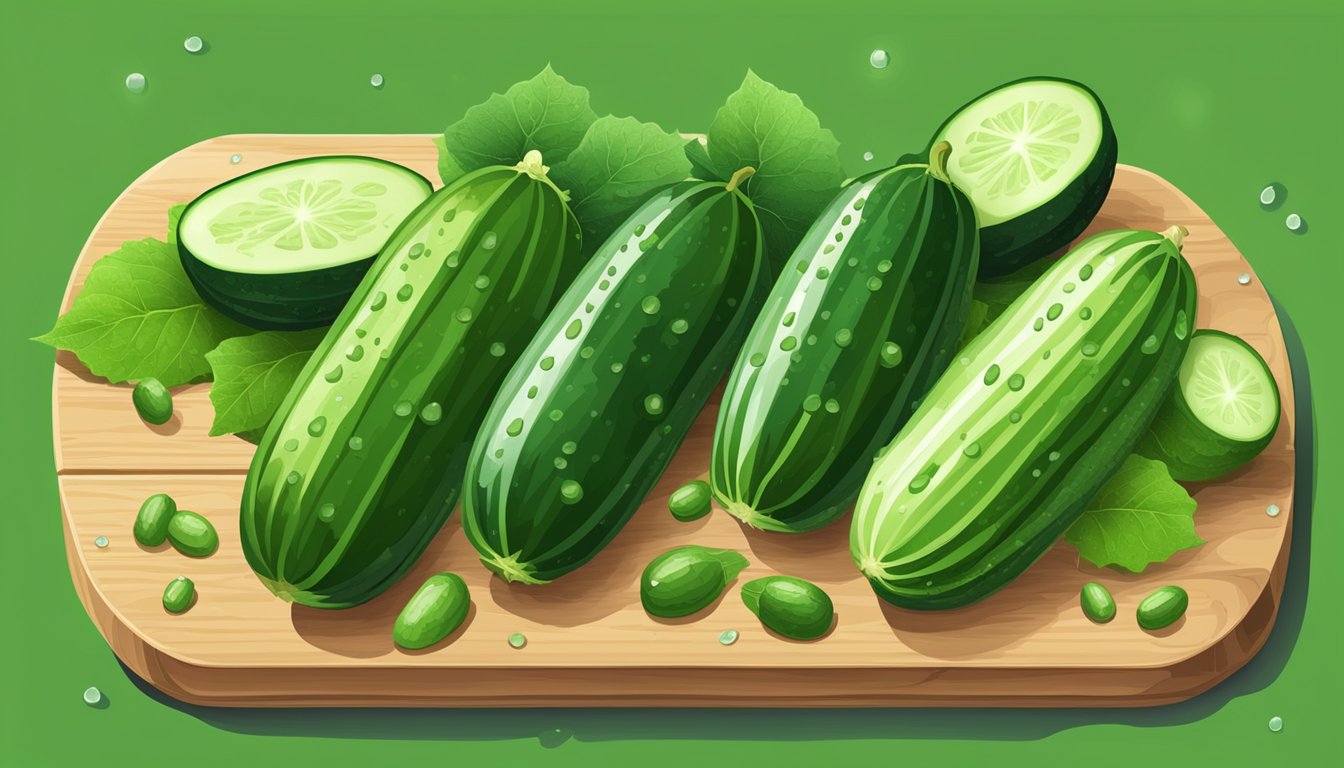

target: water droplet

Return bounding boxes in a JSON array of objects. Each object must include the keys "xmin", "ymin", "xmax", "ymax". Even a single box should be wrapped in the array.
[
  {"xmin": 125, "ymin": 72, "xmax": 147, "ymax": 93},
  {"xmin": 825, "ymin": 398, "xmax": 841, "ymax": 414},
  {"xmin": 1032, "ymin": 468, "xmax": 1042, "ymax": 478},
  {"xmin": 229, "ymin": 153, "xmax": 242, "ymax": 165},
  {"xmin": 286, "ymin": 471, "xmax": 302, "ymax": 485},
  {"xmin": 1033, "ymin": 317, "xmax": 1045, "ymax": 332},
  {"xmin": 344, "ymin": 344, "xmax": 365, "ymax": 363},
  {"xmin": 877, "ymin": 260, "xmax": 893, "ymax": 274},
  {"xmin": 370, "ymin": 73, "xmax": 385, "ymax": 88},
  {"xmin": 94, "ymin": 536, "xmax": 109, "ymax": 549},
  {"xmin": 324, "ymin": 365, "xmax": 343, "ymax": 383},
  {"xmin": 781, "ymin": 312, "xmax": 796, "ymax": 328},
  {"xmin": 834, "ymin": 329, "xmax": 853, "ymax": 348},
  {"xmin": 779, "ymin": 336, "xmax": 798, "ymax": 352},
  {"xmin": 565, "ymin": 318, "xmax": 583, "ymax": 338},
  {"xmin": 719, "ymin": 629, "xmax": 739, "ymax": 646},
  {"xmin": 1048, "ymin": 450, "xmax": 1061, "ymax": 462},
  {"xmin": 1141, "ymin": 334, "xmax": 1160, "ymax": 354},
  {"xmin": 669, "ymin": 318, "xmax": 690, "ymax": 335},
  {"xmin": 548, "ymin": 409, "xmax": 564, "ymax": 422},
  {"xmin": 1047, "ymin": 303, "xmax": 1063, "ymax": 321},
  {"xmin": 489, "ymin": 342, "xmax": 506, "ymax": 357},
  {"xmin": 1079, "ymin": 307, "xmax": 1093, "ymax": 320},
  {"xmin": 540, "ymin": 356, "xmax": 555, "ymax": 371},
  {"xmin": 1266, "ymin": 503, "xmax": 1281, "ymax": 517},
  {"xmin": 560, "ymin": 480, "xmax": 584, "ymax": 504},
  {"xmin": 348, "ymin": 436, "xmax": 364, "ymax": 451},
  {"xmin": 481, "ymin": 231, "xmax": 498, "ymax": 250},
  {"xmin": 183, "ymin": 35, "xmax": 204, "ymax": 53},
  {"xmin": 474, "ymin": 274, "xmax": 491, "ymax": 290},
  {"xmin": 393, "ymin": 400, "xmax": 413, "ymax": 417},
  {"xmin": 748, "ymin": 352, "xmax": 765, "ymax": 367},
  {"xmin": 397, "ymin": 284, "xmax": 414, "ymax": 301},
  {"xmin": 1062, "ymin": 282, "xmax": 1076, "ymax": 294},
  {"xmin": 420, "ymin": 402, "xmax": 443, "ymax": 425},
  {"xmin": 317, "ymin": 503, "xmax": 335, "ymax": 522},
  {"xmin": 803, "ymin": 394, "xmax": 822, "ymax": 412},
  {"xmin": 369, "ymin": 291, "xmax": 387, "ymax": 311},
  {"xmin": 83, "ymin": 686, "xmax": 103, "ymax": 706},
  {"xmin": 863, "ymin": 151, "xmax": 875, "ymax": 162},
  {"xmin": 1285, "ymin": 213, "xmax": 1306, "ymax": 233},
  {"xmin": 1009, "ymin": 411, "xmax": 1022, "ymax": 424},
  {"xmin": 1260, "ymin": 184, "xmax": 1281, "ymax": 208},
  {"xmin": 814, "ymin": 266, "xmax": 831, "ymax": 280},
  {"xmin": 610, "ymin": 362, "xmax": 624, "ymax": 374},
  {"xmin": 445, "ymin": 250, "xmax": 460, "ymax": 267},
  {"xmin": 1237, "ymin": 273, "xmax": 1252, "ymax": 286},
  {"xmin": 307, "ymin": 416, "xmax": 327, "ymax": 437},
  {"xmin": 1268, "ymin": 716, "xmax": 1283, "ymax": 733},
  {"xmin": 506, "ymin": 418, "xmax": 524, "ymax": 436},
  {"xmin": 283, "ymin": 438, "xmax": 299, "ymax": 452},
  {"xmin": 1079, "ymin": 264, "xmax": 1094, "ymax": 281},
  {"xmin": 508, "ymin": 632, "xmax": 527, "ymax": 649},
  {"xmin": 908, "ymin": 474, "xmax": 930, "ymax": 493},
  {"xmin": 407, "ymin": 242, "xmax": 425, "ymax": 260},
  {"xmin": 983, "ymin": 365, "xmax": 1001, "ymax": 385},
  {"xmin": 867, "ymin": 276, "xmax": 883, "ymax": 291},
  {"xmin": 1007, "ymin": 373, "xmax": 1025, "ymax": 391},
  {"xmin": 880, "ymin": 342, "xmax": 903, "ymax": 367},
  {"xmin": 526, "ymin": 385, "xmax": 539, "ymax": 399},
  {"xmin": 598, "ymin": 279, "xmax": 610, "ymax": 291},
  {"xmin": 552, "ymin": 456, "xmax": 568, "ymax": 470},
  {"xmin": 644, "ymin": 394, "xmax": 665, "ymax": 416},
  {"xmin": 1174, "ymin": 309, "xmax": 1189, "ymax": 340},
  {"xmin": 869, "ymin": 48, "xmax": 890, "ymax": 69},
  {"xmin": 641, "ymin": 296, "xmax": 661, "ymax": 315},
  {"xmin": 963, "ymin": 442, "xmax": 982, "ymax": 459},
  {"xmin": 455, "ymin": 307, "xmax": 473, "ymax": 323}
]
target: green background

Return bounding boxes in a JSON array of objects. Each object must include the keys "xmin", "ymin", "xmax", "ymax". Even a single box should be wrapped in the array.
[{"xmin": 3, "ymin": 0, "xmax": 1339, "ymax": 764}]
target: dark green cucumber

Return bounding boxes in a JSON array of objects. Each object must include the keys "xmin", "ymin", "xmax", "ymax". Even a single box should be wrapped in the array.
[
  {"xmin": 241, "ymin": 154, "xmax": 583, "ymax": 608},
  {"xmin": 463, "ymin": 172, "xmax": 769, "ymax": 584},
  {"xmin": 712, "ymin": 142, "xmax": 978, "ymax": 533},
  {"xmin": 178, "ymin": 156, "xmax": 432, "ymax": 329},
  {"xmin": 852, "ymin": 227, "xmax": 1197, "ymax": 610},
  {"xmin": 740, "ymin": 576, "xmax": 834, "ymax": 640},
  {"xmin": 924, "ymin": 77, "xmax": 1117, "ymax": 277}
]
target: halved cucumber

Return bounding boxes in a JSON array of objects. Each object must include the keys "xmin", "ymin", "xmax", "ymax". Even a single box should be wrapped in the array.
[
  {"xmin": 178, "ymin": 156, "xmax": 432, "ymax": 329},
  {"xmin": 1137, "ymin": 329, "xmax": 1281, "ymax": 480},
  {"xmin": 930, "ymin": 77, "xmax": 1117, "ymax": 276}
]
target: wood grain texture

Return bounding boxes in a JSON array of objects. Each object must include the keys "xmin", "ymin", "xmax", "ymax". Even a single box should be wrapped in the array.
[{"xmin": 54, "ymin": 135, "xmax": 1294, "ymax": 707}]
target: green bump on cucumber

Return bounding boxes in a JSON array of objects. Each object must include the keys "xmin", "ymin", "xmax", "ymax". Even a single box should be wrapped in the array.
[{"xmin": 1136, "ymin": 329, "xmax": 1280, "ymax": 481}]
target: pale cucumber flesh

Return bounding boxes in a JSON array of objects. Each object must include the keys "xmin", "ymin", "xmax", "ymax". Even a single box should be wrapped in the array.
[
  {"xmin": 934, "ymin": 79, "xmax": 1104, "ymax": 226},
  {"xmin": 1179, "ymin": 332, "xmax": 1278, "ymax": 442}
]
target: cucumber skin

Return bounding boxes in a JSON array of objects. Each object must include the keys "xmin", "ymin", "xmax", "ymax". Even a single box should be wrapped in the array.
[
  {"xmin": 241, "ymin": 166, "xmax": 583, "ymax": 608},
  {"xmin": 852, "ymin": 229, "xmax": 1197, "ymax": 611},
  {"xmin": 711, "ymin": 162, "xmax": 979, "ymax": 533},
  {"xmin": 1135, "ymin": 330, "xmax": 1281, "ymax": 481},
  {"xmin": 178, "ymin": 156, "xmax": 433, "ymax": 330},
  {"xmin": 464, "ymin": 181, "xmax": 769, "ymax": 584},
  {"xmin": 926, "ymin": 77, "xmax": 1117, "ymax": 278}
]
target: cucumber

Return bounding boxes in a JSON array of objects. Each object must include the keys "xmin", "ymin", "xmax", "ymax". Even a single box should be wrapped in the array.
[
  {"xmin": 640, "ymin": 546, "xmax": 748, "ymax": 618},
  {"xmin": 393, "ymin": 573, "xmax": 471, "ymax": 650},
  {"xmin": 1137, "ymin": 585, "xmax": 1188, "ymax": 630},
  {"xmin": 928, "ymin": 77, "xmax": 1117, "ymax": 277},
  {"xmin": 178, "ymin": 156, "xmax": 432, "ymax": 329},
  {"xmin": 852, "ymin": 227, "xmax": 1197, "ymax": 610},
  {"xmin": 132, "ymin": 378, "xmax": 173, "ymax": 424},
  {"xmin": 463, "ymin": 170, "xmax": 769, "ymax": 584},
  {"xmin": 740, "ymin": 576, "xmax": 834, "ymax": 640},
  {"xmin": 712, "ymin": 142, "xmax": 979, "ymax": 533},
  {"xmin": 241, "ymin": 153, "xmax": 583, "ymax": 608},
  {"xmin": 1136, "ymin": 329, "xmax": 1280, "ymax": 480},
  {"xmin": 1080, "ymin": 581, "xmax": 1116, "ymax": 623}
]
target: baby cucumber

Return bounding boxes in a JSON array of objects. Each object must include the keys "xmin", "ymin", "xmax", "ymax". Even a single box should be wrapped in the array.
[
  {"xmin": 393, "ymin": 573, "xmax": 471, "ymax": 650},
  {"xmin": 740, "ymin": 576, "xmax": 834, "ymax": 640},
  {"xmin": 640, "ymin": 546, "xmax": 748, "ymax": 618}
]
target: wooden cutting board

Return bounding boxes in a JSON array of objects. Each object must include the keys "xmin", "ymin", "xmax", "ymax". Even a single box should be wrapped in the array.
[{"xmin": 54, "ymin": 134, "xmax": 1295, "ymax": 708}]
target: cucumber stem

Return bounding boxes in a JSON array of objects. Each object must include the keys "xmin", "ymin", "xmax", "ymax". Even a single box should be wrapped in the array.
[
  {"xmin": 1161, "ymin": 224, "xmax": 1190, "ymax": 251},
  {"xmin": 514, "ymin": 149, "xmax": 551, "ymax": 181},
  {"xmin": 927, "ymin": 141, "xmax": 953, "ymax": 182},
  {"xmin": 726, "ymin": 166, "xmax": 757, "ymax": 193}
]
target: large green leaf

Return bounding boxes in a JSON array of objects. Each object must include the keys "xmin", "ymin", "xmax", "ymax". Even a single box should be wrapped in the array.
[
  {"xmin": 205, "ymin": 328, "xmax": 327, "ymax": 437},
  {"xmin": 1066, "ymin": 454, "xmax": 1203, "ymax": 572}
]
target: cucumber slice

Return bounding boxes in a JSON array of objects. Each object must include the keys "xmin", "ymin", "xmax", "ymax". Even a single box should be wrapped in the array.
[
  {"xmin": 929, "ymin": 77, "xmax": 1117, "ymax": 276},
  {"xmin": 1137, "ymin": 330, "xmax": 1281, "ymax": 481},
  {"xmin": 178, "ymin": 156, "xmax": 431, "ymax": 329}
]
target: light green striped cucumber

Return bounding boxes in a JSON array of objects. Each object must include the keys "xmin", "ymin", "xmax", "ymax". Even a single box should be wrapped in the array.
[{"xmin": 852, "ymin": 226, "xmax": 1197, "ymax": 610}]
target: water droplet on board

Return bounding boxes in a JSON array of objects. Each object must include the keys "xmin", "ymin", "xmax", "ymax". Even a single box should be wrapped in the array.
[
  {"xmin": 719, "ymin": 629, "xmax": 739, "ymax": 646},
  {"xmin": 869, "ymin": 49, "xmax": 890, "ymax": 69},
  {"xmin": 508, "ymin": 632, "xmax": 527, "ymax": 649},
  {"xmin": 183, "ymin": 35, "xmax": 204, "ymax": 54},
  {"xmin": 370, "ymin": 73, "xmax": 385, "ymax": 88},
  {"xmin": 1266, "ymin": 503, "xmax": 1281, "ymax": 517},
  {"xmin": 229, "ymin": 153, "xmax": 242, "ymax": 164},
  {"xmin": 1237, "ymin": 273, "xmax": 1252, "ymax": 286},
  {"xmin": 94, "ymin": 536, "xmax": 109, "ymax": 549},
  {"xmin": 125, "ymin": 72, "xmax": 146, "ymax": 93}
]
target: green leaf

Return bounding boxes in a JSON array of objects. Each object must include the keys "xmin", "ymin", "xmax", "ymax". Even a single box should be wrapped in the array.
[
  {"xmin": 1065, "ymin": 454, "xmax": 1204, "ymax": 573},
  {"xmin": 701, "ymin": 547, "xmax": 749, "ymax": 582},
  {"xmin": 684, "ymin": 139, "xmax": 724, "ymax": 181},
  {"xmin": 167, "ymin": 204, "xmax": 186, "ymax": 246},
  {"xmin": 704, "ymin": 71, "xmax": 844, "ymax": 265},
  {"xmin": 33, "ymin": 238, "xmax": 251, "ymax": 387},
  {"xmin": 972, "ymin": 257, "xmax": 1055, "ymax": 324},
  {"xmin": 437, "ymin": 65, "xmax": 597, "ymax": 185},
  {"xmin": 551, "ymin": 115, "xmax": 691, "ymax": 249},
  {"xmin": 739, "ymin": 577, "xmax": 768, "ymax": 616},
  {"xmin": 204, "ymin": 328, "xmax": 327, "ymax": 437}
]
